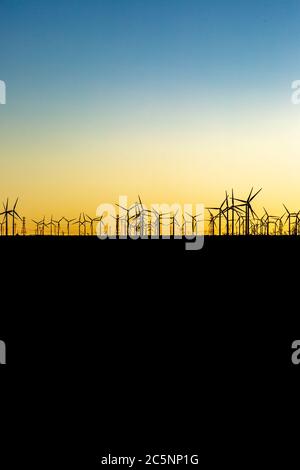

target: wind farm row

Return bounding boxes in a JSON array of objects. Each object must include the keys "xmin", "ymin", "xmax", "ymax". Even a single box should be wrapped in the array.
[{"xmin": 1, "ymin": 189, "xmax": 300, "ymax": 237}]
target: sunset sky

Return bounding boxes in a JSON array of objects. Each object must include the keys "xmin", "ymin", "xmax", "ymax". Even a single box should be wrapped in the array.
[{"xmin": 1, "ymin": 0, "xmax": 300, "ymax": 229}]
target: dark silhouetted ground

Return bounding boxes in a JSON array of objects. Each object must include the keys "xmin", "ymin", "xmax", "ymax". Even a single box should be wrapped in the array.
[{"xmin": 1, "ymin": 236, "xmax": 298, "ymax": 467}]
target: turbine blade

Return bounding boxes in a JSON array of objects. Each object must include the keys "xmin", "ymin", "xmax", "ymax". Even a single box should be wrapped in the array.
[
  {"xmin": 116, "ymin": 203, "xmax": 129, "ymax": 212},
  {"xmin": 247, "ymin": 187, "xmax": 254, "ymax": 201},
  {"xmin": 249, "ymin": 187, "xmax": 262, "ymax": 201},
  {"xmin": 283, "ymin": 204, "xmax": 290, "ymax": 214}
]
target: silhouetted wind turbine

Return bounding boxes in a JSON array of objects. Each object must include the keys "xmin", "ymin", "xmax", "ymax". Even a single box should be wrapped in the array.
[
  {"xmin": 136, "ymin": 195, "xmax": 152, "ymax": 236},
  {"xmin": 207, "ymin": 209, "xmax": 217, "ymax": 236},
  {"xmin": 32, "ymin": 219, "xmax": 43, "ymax": 235},
  {"xmin": 230, "ymin": 189, "xmax": 244, "ymax": 235},
  {"xmin": 181, "ymin": 216, "xmax": 187, "ymax": 236},
  {"xmin": 224, "ymin": 191, "xmax": 230, "ymax": 235},
  {"xmin": 2, "ymin": 199, "xmax": 10, "ymax": 236},
  {"xmin": 72, "ymin": 214, "xmax": 83, "ymax": 236},
  {"xmin": 152, "ymin": 208, "xmax": 169, "ymax": 237},
  {"xmin": 169, "ymin": 210, "xmax": 180, "ymax": 237},
  {"xmin": 63, "ymin": 217, "xmax": 76, "ymax": 236},
  {"xmin": 47, "ymin": 215, "xmax": 56, "ymax": 236},
  {"xmin": 0, "ymin": 217, "xmax": 5, "ymax": 236},
  {"xmin": 283, "ymin": 204, "xmax": 299, "ymax": 235},
  {"xmin": 81, "ymin": 214, "xmax": 90, "ymax": 235},
  {"xmin": 235, "ymin": 188, "xmax": 262, "ymax": 236},
  {"xmin": 9, "ymin": 198, "xmax": 22, "ymax": 236},
  {"xmin": 111, "ymin": 214, "xmax": 121, "ymax": 237},
  {"xmin": 0, "ymin": 207, "xmax": 6, "ymax": 236},
  {"xmin": 263, "ymin": 208, "xmax": 282, "ymax": 235},
  {"xmin": 276, "ymin": 212, "xmax": 286, "ymax": 236},
  {"xmin": 1, "ymin": 199, "xmax": 19, "ymax": 236},
  {"xmin": 262, "ymin": 208, "xmax": 271, "ymax": 236},
  {"xmin": 186, "ymin": 211, "xmax": 202, "ymax": 235},
  {"xmin": 84, "ymin": 214, "xmax": 97, "ymax": 235},
  {"xmin": 207, "ymin": 197, "xmax": 227, "ymax": 235},
  {"xmin": 53, "ymin": 217, "xmax": 64, "ymax": 236},
  {"xmin": 231, "ymin": 189, "xmax": 235, "ymax": 235},
  {"xmin": 94, "ymin": 215, "xmax": 105, "ymax": 236},
  {"xmin": 40, "ymin": 216, "xmax": 47, "ymax": 236},
  {"xmin": 115, "ymin": 203, "xmax": 137, "ymax": 236}
]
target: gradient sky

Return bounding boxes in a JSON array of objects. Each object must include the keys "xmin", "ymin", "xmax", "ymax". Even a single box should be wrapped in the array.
[{"xmin": 1, "ymin": 0, "xmax": 300, "ymax": 226}]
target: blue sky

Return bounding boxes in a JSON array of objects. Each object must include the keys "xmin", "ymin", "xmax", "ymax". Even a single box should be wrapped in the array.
[{"xmin": 1, "ymin": 0, "xmax": 299, "ymax": 106}]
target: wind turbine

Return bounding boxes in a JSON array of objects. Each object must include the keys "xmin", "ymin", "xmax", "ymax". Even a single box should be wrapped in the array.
[
  {"xmin": 206, "ymin": 209, "xmax": 217, "ymax": 236},
  {"xmin": 0, "ymin": 208, "xmax": 6, "ymax": 236},
  {"xmin": 229, "ymin": 189, "xmax": 244, "ymax": 236},
  {"xmin": 276, "ymin": 212, "xmax": 286, "ymax": 236},
  {"xmin": 235, "ymin": 188, "xmax": 262, "ymax": 236},
  {"xmin": 111, "ymin": 214, "xmax": 121, "ymax": 237},
  {"xmin": 263, "ymin": 208, "xmax": 283, "ymax": 235},
  {"xmin": 0, "ymin": 221, "xmax": 4, "ymax": 236},
  {"xmin": 231, "ymin": 189, "xmax": 235, "ymax": 235},
  {"xmin": 137, "ymin": 195, "xmax": 144, "ymax": 212},
  {"xmin": 283, "ymin": 205, "xmax": 299, "ymax": 236},
  {"xmin": 63, "ymin": 217, "xmax": 76, "ymax": 236},
  {"xmin": 10, "ymin": 198, "xmax": 22, "ymax": 236},
  {"xmin": 81, "ymin": 213, "xmax": 90, "ymax": 236},
  {"xmin": 40, "ymin": 216, "xmax": 47, "ymax": 236},
  {"xmin": 146, "ymin": 219, "xmax": 155, "ymax": 237},
  {"xmin": 224, "ymin": 191, "xmax": 230, "ymax": 235},
  {"xmin": 152, "ymin": 208, "xmax": 169, "ymax": 238},
  {"xmin": 262, "ymin": 208, "xmax": 271, "ymax": 236},
  {"xmin": 185, "ymin": 211, "xmax": 202, "ymax": 235},
  {"xmin": 135, "ymin": 198, "xmax": 153, "ymax": 237},
  {"xmin": 136, "ymin": 195, "xmax": 152, "ymax": 237},
  {"xmin": 72, "ymin": 213, "xmax": 84, "ymax": 236},
  {"xmin": 47, "ymin": 215, "xmax": 56, "ymax": 236},
  {"xmin": 168, "ymin": 210, "xmax": 180, "ymax": 237},
  {"xmin": 181, "ymin": 215, "xmax": 187, "ymax": 237},
  {"xmin": 2, "ymin": 199, "xmax": 10, "ymax": 236},
  {"xmin": 53, "ymin": 217, "xmax": 64, "ymax": 236},
  {"xmin": 32, "ymin": 219, "xmax": 43, "ymax": 235},
  {"xmin": 235, "ymin": 212, "xmax": 244, "ymax": 236},
  {"xmin": 2, "ymin": 199, "xmax": 22, "ymax": 236},
  {"xmin": 207, "ymin": 196, "xmax": 227, "ymax": 235},
  {"xmin": 96, "ymin": 215, "xmax": 106, "ymax": 236},
  {"xmin": 84, "ymin": 215, "xmax": 95, "ymax": 236},
  {"xmin": 115, "ymin": 202, "xmax": 138, "ymax": 236}
]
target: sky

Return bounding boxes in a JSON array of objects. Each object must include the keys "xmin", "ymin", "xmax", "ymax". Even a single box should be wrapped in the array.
[{"xmin": 0, "ymin": 0, "xmax": 300, "ymax": 228}]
